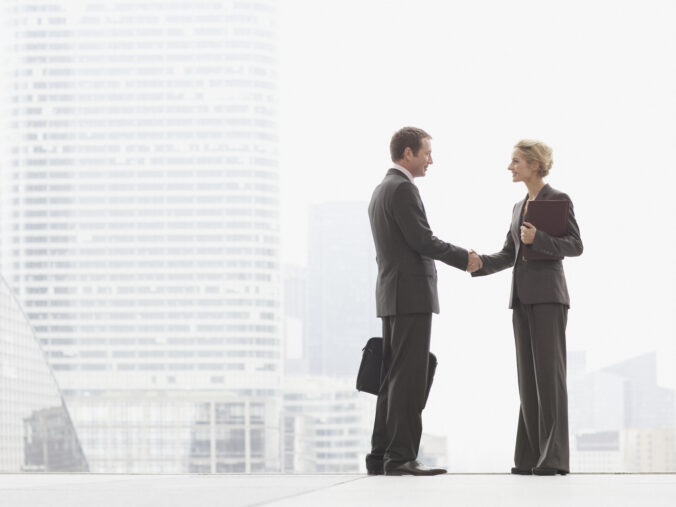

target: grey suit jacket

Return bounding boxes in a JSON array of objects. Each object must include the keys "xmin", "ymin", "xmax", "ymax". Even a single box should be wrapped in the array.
[
  {"xmin": 368, "ymin": 169, "xmax": 469, "ymax": 317},
  {"xmin": 472, "ymin": 184, "xmax": 583, "ymax": 308}
]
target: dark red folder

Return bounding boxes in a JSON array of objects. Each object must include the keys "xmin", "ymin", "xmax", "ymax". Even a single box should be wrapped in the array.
[{"xmin": 523, "ymin": 200, "xmax": 569, "ymax": 260}]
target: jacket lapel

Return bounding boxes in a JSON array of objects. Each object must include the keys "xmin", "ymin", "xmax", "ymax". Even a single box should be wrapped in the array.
[{"xmin": 512, "ymin": 195, "xmax": 527, "ymax": 238}]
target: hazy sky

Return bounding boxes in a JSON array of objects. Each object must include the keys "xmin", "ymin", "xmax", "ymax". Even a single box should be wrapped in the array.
[{"xmin": 279, "ymin": 0, "xmax": 676, "ymax": 469}]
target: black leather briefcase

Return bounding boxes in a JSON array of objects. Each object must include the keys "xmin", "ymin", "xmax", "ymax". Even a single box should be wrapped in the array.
[{"xmin": 356, "ymin": 337, "xmax": 437, "ymax": 406}]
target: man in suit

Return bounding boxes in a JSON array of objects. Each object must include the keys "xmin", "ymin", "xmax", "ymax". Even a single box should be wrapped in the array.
[{"xmin": 366, "ymin": 127, "xmax": 482, "ymax": 476}]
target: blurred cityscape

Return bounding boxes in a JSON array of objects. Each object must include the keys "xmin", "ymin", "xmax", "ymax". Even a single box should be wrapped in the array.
[
  {"xmin": 569, "ymin": 351, "xmax": 676, "ymax": 472},
  {"xmin": 0, "ymin": 0, "xmax": 674, "ymax": 473}
]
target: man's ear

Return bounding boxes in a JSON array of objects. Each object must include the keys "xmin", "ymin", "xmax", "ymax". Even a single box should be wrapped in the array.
[{"xmin": 403, "ymin": 146, "xmax": 412, "ymax": 160}]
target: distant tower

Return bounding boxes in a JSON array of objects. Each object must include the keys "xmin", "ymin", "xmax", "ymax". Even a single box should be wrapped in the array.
[{"xmin": 306, "ymin": 201, "xmax": 380, "ymax": 377}]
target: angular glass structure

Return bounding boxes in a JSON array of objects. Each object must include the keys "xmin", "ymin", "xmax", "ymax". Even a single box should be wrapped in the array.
[{"xmin": 0, "ymin": 275, "xmax": 88, "ymax": 472}]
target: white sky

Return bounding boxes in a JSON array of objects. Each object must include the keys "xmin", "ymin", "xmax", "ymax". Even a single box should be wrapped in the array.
[{"xmin": 279, "ymin": 0, "xmax": 676, "ymax": 469}]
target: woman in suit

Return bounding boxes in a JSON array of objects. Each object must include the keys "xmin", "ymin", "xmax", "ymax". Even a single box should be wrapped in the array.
[{"xmin": 472, "ymin": 139, "xmax": 583, "ymax": 475}]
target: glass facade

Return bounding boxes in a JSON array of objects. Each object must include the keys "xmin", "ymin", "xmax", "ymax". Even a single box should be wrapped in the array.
[
  {"xmin": 281, "ymin": 378, "xmax": 372, "ymax": 473},
  {"xmin": 0, "ymin": 275, "xmax": 88, "ymax": 472},
  {"xmin": 2, "ymin": 0, "xmax": 281, "ymax": 472},
  {"xmin": 65, "ymin": 392, "xmax": 279, "ymax": 473},
  {"xmin": 3, "ymin": 0, "xmax": 280, "ymax": 390}
]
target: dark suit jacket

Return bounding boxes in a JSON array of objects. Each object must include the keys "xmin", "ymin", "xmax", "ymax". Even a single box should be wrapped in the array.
[
  {"xmin": 368, "ymin": 169, "xmax": 469, "ymax": 317},
  {"xmin": 472, "ymin": 184, "xmax": 583, "ymax": 308}
]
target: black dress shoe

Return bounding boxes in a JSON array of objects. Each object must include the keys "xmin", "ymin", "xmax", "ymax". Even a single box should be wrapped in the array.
[
  {"xmin": 385, "ymin": 460, "xmax": 446, "ymax": 476},
  {"xmin": 366, "ymin": 455, "xmax": 384, "ymax": 475},
  {"xmin": 510, "ymin": 467, "xmax": 532, "ymax": 475},
  {"xmin": 532, "ymin": 467, "xmax": 569, "ymax": 476}
]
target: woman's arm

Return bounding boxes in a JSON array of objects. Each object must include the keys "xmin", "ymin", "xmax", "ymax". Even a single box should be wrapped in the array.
[{"xmin": 471, "ymin": 227, "xmax": 516, "ymax": 277}]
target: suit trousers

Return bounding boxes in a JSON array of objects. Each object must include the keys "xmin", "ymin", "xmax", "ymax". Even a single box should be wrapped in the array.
[
  {"xmin": 512, "ymin": 301, "xmax": 569, "ymax": 472},
  {"xmin": 368, "ymin": 313, "xmax": 432, "ymax": 471}
]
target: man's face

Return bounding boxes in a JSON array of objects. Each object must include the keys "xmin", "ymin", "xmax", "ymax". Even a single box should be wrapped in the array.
[{"xmin": 405, "ymin": 138, "xmax": 433, "ymax": 178}]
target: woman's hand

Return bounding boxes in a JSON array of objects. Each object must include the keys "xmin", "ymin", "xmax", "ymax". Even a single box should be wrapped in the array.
[{"xmin": 520, "ymin": 222, "xmax": 536, "ymax": 244}]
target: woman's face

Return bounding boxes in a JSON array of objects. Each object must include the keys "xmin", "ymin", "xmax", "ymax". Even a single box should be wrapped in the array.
[{"xmin": 508, "ymin": 149, "xmax": 540, "ymax": 183}]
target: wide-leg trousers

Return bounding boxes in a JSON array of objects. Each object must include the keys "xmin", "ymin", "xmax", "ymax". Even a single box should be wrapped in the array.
[
  {"xmin": 367, "ymin": 313, "xmax": 432, "ymax": 471},
  {"xmin": 512, "ymin": 302, "xmax": 570, "ymax": 472}
]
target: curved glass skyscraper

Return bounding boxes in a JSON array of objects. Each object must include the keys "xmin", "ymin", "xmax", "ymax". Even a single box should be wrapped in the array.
[{"xmin": 2, "ymin": 0, "xmax": 281, "ymax": 472}]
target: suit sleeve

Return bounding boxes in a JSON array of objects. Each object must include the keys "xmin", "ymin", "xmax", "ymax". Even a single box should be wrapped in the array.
[
  {"xmin": 530, "ymin": 196, "xmax": 583, "ymax": 258},
  {"xmin": 471, "ymin": 226, "xmax": 516, "ymax": 277},
  {"xmin": 391, "ymin": 182, "xmax": 469, "ymax": 271}
]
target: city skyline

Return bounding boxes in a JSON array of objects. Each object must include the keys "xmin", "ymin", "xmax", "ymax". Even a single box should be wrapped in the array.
[{"xmin": 1, "ymin": 0, "xmax": 674, "ymax": 474}]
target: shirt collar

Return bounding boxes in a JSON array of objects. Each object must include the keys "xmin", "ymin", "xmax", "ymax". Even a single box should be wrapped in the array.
[{"xmin": 391, "ymin": 163, "xmax": 415, "ymax": 183}]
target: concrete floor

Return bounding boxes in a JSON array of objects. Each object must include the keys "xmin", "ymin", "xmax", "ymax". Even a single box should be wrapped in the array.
[{"xmin": 1, "ymin": 473, "xmax": 675, "ymax": 507}]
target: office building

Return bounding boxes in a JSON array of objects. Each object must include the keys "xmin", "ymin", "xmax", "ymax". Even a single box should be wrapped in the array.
[
  {"xmin": 306, "ymin": 201, "xmax": 380, "ymax": 377},
  {"xmin": 65, "ymin": 390, "xmax": 279, "ymax": 473},
  {"xmin": 281, "ymin": 377, "xmax": 373, "ymax": 473},
  {"xmin": 283, "ymin": 263, "xmax": 308, "ymax": 375},
  {"xmin": 569, "ymin": 352, "xmax": 676, "ymax": 472},
  {"xmin": 2, "ymin": 0, "xmax": 281, "ymax": 472}
]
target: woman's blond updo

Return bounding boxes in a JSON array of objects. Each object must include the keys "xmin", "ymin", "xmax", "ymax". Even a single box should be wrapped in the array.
[{"xmin": 515, "ymin": 139, "xmax": 553, "ymax": 177}]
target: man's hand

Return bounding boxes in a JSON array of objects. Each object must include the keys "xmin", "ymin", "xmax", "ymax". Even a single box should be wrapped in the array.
[
  {"xmin": 520, "ymin": 222, "xmax": 536, "ymax": 245},
  {"xmin": 467, "ymin": 250, "xmax": 483, "ymax": 273}
]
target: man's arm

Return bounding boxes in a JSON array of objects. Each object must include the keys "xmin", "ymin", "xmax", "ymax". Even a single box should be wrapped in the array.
[{"xmin": 391, "ymin": 182, "xmax": 469, "ymax": 271}]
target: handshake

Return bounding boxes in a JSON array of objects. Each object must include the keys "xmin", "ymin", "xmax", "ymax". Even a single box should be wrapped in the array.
[{"xmin": 466, "ymin": 250, "xmax": 483, "ymax": 273}]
